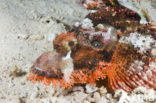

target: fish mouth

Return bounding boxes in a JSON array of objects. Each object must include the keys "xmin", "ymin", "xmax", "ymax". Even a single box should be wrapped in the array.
[
  {"xmin": 30, "ymin": 51, "xmax": 63, "ymax": 79},
  {"xmin": 30, "ymin": 66, "xmax": 63, "ymax": 78}
]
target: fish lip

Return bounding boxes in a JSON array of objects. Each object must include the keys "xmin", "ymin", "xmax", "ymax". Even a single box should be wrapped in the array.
[{"xmin": 30, "ymin": 66, "xmax": 63, "ymax": 79}]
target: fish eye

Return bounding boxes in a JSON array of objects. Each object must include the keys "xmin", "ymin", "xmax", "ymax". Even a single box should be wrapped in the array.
[
  {"xmin": 54, "ymin": 44, "xmax": 60, "ymax": 50},
  {"xmin": 68, "ymin": 41, "xmax": 75, "ymax": 47}
]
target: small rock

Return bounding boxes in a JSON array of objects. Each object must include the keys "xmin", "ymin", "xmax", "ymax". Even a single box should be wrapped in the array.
[
  {"xmin": 72, "ymin": 86, "xmax": 84, "ymax": 92},
  {"xmin": 50, "ymin": 97, "xmax": 57, "ymax": 103},
  {"xmin": 19, "ymin": 92, "xmax": 27, "ymax": 98},
  {"xmin": 50, "ymin": 8, "xmax": 55, "ymax": 12},
  {"xmin": 28, "ymin": 10, "xmax": 40, "ymax": 20},
  {"xmin": 74, "ymin": 22, "xmax": 80, "ymax": 27},
  {"xmin": 96, "ymin": 24, "xmax": 105, "ymax": 30},
  {"xmin": 41, "ymin": 98, "xmax": 51, "ymax": 103},
  {"xmin": 29, "ymin": 34, "xmax": 44, "ymax": 40},
  {"xmin": 106, "ymin": 93, "xmax": 112, "ymax": 99},
  {"xmin": 114, "ymin": 89, "xmax": 130, "ymax": 103},
  {"xmin": 56, "ymin": 97, "xmax": 70, "ymax": 103},
  {"xmin": 67, "ymin": 92, "xmax": 88, "ymax": 103},
  {"xmin": 151, "ymin": 48, "xmax": 156, "ymax": 56},
  {"xmin": 93, "ymin": 92, "xmax": 101, "ymax": 102},
  {"xmin": 20, "ymin": 81, "xmax": 26, "ymax": 85},
  {"xmin": 133, "ymin": 86, "xmax": 147, "ymax": 94},
  {"xmin": 8, "ymin": 98, "xmax": 20, "ymax": 103},
  {"xmin": 83, "ymin": 100, "xmax": 90, "ymax": 103},
  {"xmin": 30, "ymin": 92, "xmax": 39, "ymax": 100},
  {"xmin": 10, "ymin": 65, "xmax": 27, "ymax": 77},
  {"xmin": 99, "ymin": 86, "xmax": 107, "ymax": 96},
  {"xmin": 143, "ymin": 94, "xmax": 155, "ymax": 102},
  {"xmin": 145, "ymin": 89, "xmax": 155, "ymax": 95},
  {"xmin": 86, "ymin": 97, "xmax": 95, "ymax": 103},
  {"xmin": 8, "ymin": 81, "xmax": 15, "ymax": 87},
  {"xmin": 98, "ymin": 96, "xmax": 109, "ymax": 103},
  {"xmin": 81, "ymin": 18, "xmax": 93, "ymax": 29},
  {"xmin": 114, "ymin": 89, "xmax": 126, "ymax": 98},
  {"xmin": 17, "ymin": 33, "xmax": 29, "ymax": 40},
  {"xmin": 85, "ymin": 84, "xmax": 98, "ymax": 94}
]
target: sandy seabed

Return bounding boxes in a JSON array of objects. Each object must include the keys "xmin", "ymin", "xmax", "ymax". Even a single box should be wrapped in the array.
[{"xmin": 0, "ymin": 0, "xmax": 155, "ymax": 103}]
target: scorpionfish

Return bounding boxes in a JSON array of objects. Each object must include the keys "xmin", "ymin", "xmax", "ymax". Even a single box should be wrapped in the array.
[{"xmin": 28, "ymin": 0, "xmax": 156, "ymax": 92}]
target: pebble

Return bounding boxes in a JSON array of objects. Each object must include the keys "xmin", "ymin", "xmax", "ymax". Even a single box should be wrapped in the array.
[
  {"xmin": 99, "ymin": 86, "xmax": 107, "ymax": 96},
  {"xmin": 85, "ymin": 84, "xmax": 98, "ymax": 94},
  {"xmin": 50, "ymin": 8, "xmax": 55, "ymax": 13},
  {"xmin": 41, "ymin": 98, "xmax": 51, "ymax": 103},
  {"xmin": 97, "ymin": 96, "xmax": 108, "ymax": 103},
  {"xmin": 93, "ymin": 92, "xmax": 101, "ymax": 102},
  {"xmin": 146, "ymin": 89, "xmax": 155, "ymax": 95},
  {"xmin": 96, "ymin": 24, "xmax": 105, "ymax": 30},
  {"xmin": 83, "ymin": 100, "xmax": 90, "ymax": 103},
  {"xmin": 114, "ymin": 89, "xmax": 126, "ymax": 98},
  {"xmin": 17, "ymin": 33, "xmax": 29, "ymax": 40},
  {"xmin": 86, "ymin": 97, "xmax": 95, "ymax": 103},
  {"xmin": 30, "ymin": 92, "xmax": 39, "ymax": 100},
  {"xmin": 50, "ymin": 97, "xmax": 57, "ymax": 103},
  {"xmin": 8, "ymin": 98, "xmax": 20, "ymax": 103},
  {"xmin": 106, "ymin": 93, "xmax": 112, "ymax": 99},
  {"xmin": 72, "ymin": 86, "xmax": 84, "ymax": 92},
  {"xmin": 151, "ymin": 48, "xmax": 156, "ymax": 56},
  {"xmin": 56, "ymin": 97, "xmax": 70, "ymax": 103},
  {"xmin": 29, "ymin": 34, "xmax": 44, "ymax": 40},
  {"xmin": 19, "ymin": 92, "xmax": 27, "ymax": 98},
  {"xmin": 133, "ymin": 86, "xmax": 147, "ymax": 94},
  {"xmin": 28, "ymin": 10, "xmax": 40, "ymax": 20},
  {"xmin": 8, "ymin": 81, "xmax": 15, "ymax": 87}
]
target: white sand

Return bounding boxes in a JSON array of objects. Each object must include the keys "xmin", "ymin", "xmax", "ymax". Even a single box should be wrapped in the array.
[{"xmin": 0, "ymin": 0, "xmax": 155, "ymax": 103}]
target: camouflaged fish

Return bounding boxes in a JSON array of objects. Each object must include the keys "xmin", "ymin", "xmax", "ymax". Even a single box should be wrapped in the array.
[{"xmin": 28, "ymin": 0, "xmax": 156, "ymax": 92}]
